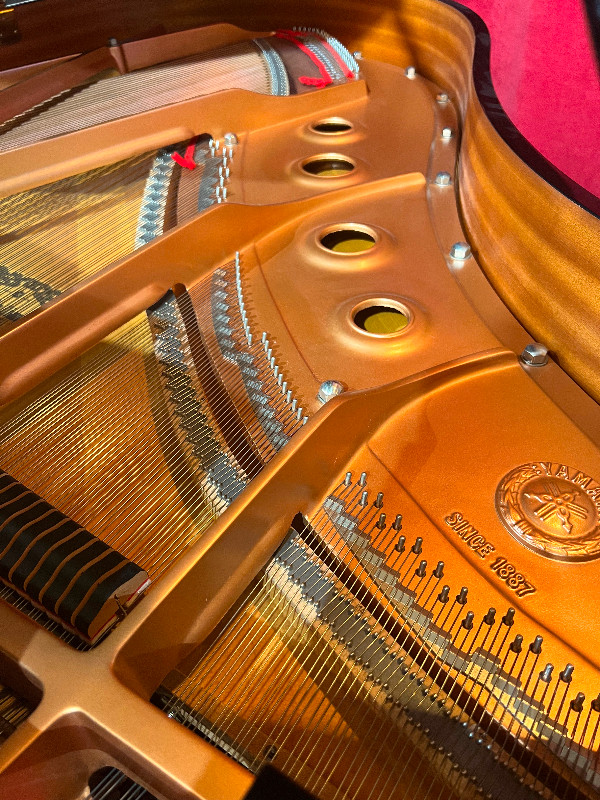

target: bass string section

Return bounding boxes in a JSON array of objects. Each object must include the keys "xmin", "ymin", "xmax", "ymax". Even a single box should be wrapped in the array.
[
  {"xmin": 0, "ymin": 254, "xmax": 309, "ymax": 647},
  {"xmin": 0, "ymin": 28, "xmax": 359, "ymax": 328},
  {"xmin": 0, "ymin": 40, "xmax": 272, "ymax": 149},
  {"xmin": 0, "ymin": 133, "xmax": 238, "ymax": 327},
  {"xmin": 0, "ymin": 29, "xmax": 358, "ymax": 151},
  {"xmin": 153, "ymin": 471, "xmax": 600, "ymax": 800}
]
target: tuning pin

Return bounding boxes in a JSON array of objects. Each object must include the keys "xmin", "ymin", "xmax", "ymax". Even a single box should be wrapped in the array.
[
  {"xmin": 483, "ymin": 608, "xmax": 496, "ymax": 626},
  {"xmin": 529, "ymin": 635, "xmax": 543, "ymax": 655},
  {"xmin": 395, "ymin": 535, "xmax": 406, "ymax": 553},
  {"xmin": 411, "ymin": 537, "xmax": 423, "ymax": 555},
  {"xmin": 571, "ymin": 693, "xmax": 585, "ymax": 713},
  {"xmin": 433, "ymin": 561, "xmax": 444, "ymax": 579},
  {"xmin": 438, "ymin": 585, "xmax": 450, "ymax": 603},
  {"xmin": 392, "ymin": 514, "xmax": 403, "ymax": 531},
  {"xmin": 592, "ymin": 694, "xmax": 600, "ymax": 712},
  {"xmin": 540, "ymin": 663, "xmax": 554, "ymax": 683},
  {"xmin": 344, "ymin": 472, "xmax": 352, "ymax": 486},
  {"xmin": 502, "ymin": 608, "xmax": 515, "ymax": 627},
  {"xmin": 359, "ymin": 472, "xmax": 367, "ymax": 487},
  {"xmin": 560, "ymin": 664, "xmax": 574, "ymax": 683},
  {"xmin": 510, "ymin": 634, "xmax": 523, "ymax": 653},
  {"xmin": 376, "ymin": 512, "xmax": 386, "ymax": 529},
  {"xmin": 462, "ymin": 611, "xmax": 474, "ymax": 630},
  {"xmin": 359, "ymin": 491, "xmax": 368, "ymax": 507},
  {"xmin": 456, "ymin": 587, "xmax": 468, "ymax": 605},
  {"xmin": 415, "ymin": 560, "xmax": 427, "ymax": 578},
  {"xmin": 374, "ymin": 492, "xmax": 384, "ymax": 509}
]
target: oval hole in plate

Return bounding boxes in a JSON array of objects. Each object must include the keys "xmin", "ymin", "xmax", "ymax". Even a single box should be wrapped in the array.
[
  {"xmin": 302, "ymin": 156, "xmax": 355, "ymax": 177},
  {"xmin": 353, "ymin": 303, "xmax": 409, "ymax": 335},
  {"xmin": 311, "ymin": 118, "xmax": 353, "ymax": 135},
  {"xmin": 320, "ymin": 228, "xmax": 376, "ymax": 254}
]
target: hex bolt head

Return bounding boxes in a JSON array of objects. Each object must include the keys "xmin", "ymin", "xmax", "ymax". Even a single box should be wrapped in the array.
[
  {"xmin": 436, "ymin": 92, "xmax": 449, "ymax": 104},
  {"xmin": 435, "ymin": 171, "xmax": 452, "ymax": 186},
  {"xmin": 520, "ymin": 343, "xmax": 549, "ymax": 367},
  {"xmin": 405, "ymin": 66, "xmax": 416, "ymax": 79},
  {"xmin": 223, "ymin": 132, "xmax": 238, "ymax": 146},
  {"xmin": 450, "ymin": 241, "xmax": 472, "ymax": 260},
  {"xmin": 442, "ymin": 127, "xmax": 453, "ymax": 139},
  {"xmin": 317, "ymin": 380, "xmax": 345, "ymax": 404}
]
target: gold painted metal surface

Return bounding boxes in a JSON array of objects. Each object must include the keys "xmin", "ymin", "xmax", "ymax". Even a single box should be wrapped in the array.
[{"xmin": 0, "ymin": 3, "xmax": 599, "ymax": 800}]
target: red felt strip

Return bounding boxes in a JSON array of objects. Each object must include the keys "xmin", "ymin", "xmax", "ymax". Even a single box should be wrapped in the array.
[
  {"xmin": 276, "ymin": 29, "xmax": 334, "ymax": 88},
  {"xmin": 318, "ymin": 39, "xmax": 355, "ymax": 79},
  {"xmin": 292, "ymin": 29, "xmax": 355, "ymax": 79},
  {"xmin": 172, "ymin": 136, "xmax": 199, "ymax": 170}
]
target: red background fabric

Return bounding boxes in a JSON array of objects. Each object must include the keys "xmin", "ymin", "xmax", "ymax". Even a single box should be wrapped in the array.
[{"xmin": 459, "ymin": 0, "xmax": 600, "ymax": 199}]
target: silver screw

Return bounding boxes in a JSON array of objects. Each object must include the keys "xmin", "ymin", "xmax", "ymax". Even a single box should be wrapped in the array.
[
  {"xmin": 405, "ymin": 66, "xmax": 416, "ymax": 79},
  {"xmin": 442, "ymin": 127, "xmax": 453, "ymax": 139},
  {"xmin": 520, "ymin": 343, "xmax": 549, "ymax": 367},
  {"xmin": 317, "ymin": 380, "xmax": 345, "ymax": 404},
  {"xmin": 224, "ymin": 132, "xmax": 238, "ymax": 146},
  {"xmin": 353, "ymin": 51, "xmax": 362, "ymax": 60},
  {"xmin": 434, "ymin": 171, "xmax": 452, "ymax": 186},
  {"xmin": 449, "ymin": 241, "xmax": 471, "ymax": 260},
  {"xmin": 436, "ymin": 92, "xmax": 449, "ymax": 103}
]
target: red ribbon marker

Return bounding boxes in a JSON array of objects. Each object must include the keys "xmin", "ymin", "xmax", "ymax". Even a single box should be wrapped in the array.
[
  {"xmin": 275, "ymin": 30, "xmax": 335, "ymax": 89},
  {"xmin": 172, "ymin": 136, "xmax": 199, "ymax": 170}
]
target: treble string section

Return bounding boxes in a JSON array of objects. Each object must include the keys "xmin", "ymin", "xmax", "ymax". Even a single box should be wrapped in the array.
[
  {"xmin": 85, "ymin": 766, "xmax": 158, "ymax": 800},
  {"xmin": 153, "ymin": 474, "xmax": 478, "ymax": 799},
  {"xmin": 0, "ymin": 682, "xmax": 34, "ymax": 744},
  {"xmin": 290, "ymin": 484, "xmax": 484, "ymax": 800},
  {"xmin": 155, "ymin": 468, "xmax": 600, "ymax": 800}
]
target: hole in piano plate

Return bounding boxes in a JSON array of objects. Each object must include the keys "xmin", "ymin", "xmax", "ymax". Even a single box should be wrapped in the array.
[
  {"xmin": 319, "ymin": 226, "xmax": 377, "ymax": 254},
  {"xmin": 352, "ymin": 299, "xmax": 410, "ymax": 336},
  {"xmin": 87, "ymin": 766, "xmax": 158, "ymax": 800},
  {"xmin": 0, "ymin": 653, "xmax": 41, "ymax": 745},
  {"xmin": 302, "ymin": 154, "xmax": 355, "ymax": 177},
  {"xmin": 310, "ymin": 118, "xmax": 353, "ymax": 135}
]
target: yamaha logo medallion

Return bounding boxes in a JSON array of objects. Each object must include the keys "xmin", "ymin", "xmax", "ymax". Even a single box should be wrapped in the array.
[{"xmin": 496, "ymin": 462, "xmax": 600, "ymax": 561}]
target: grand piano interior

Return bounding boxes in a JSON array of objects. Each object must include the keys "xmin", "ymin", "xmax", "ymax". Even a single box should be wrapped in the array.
[{"xmin": 0, "ymin": 1, "xmax": 600, "ymax": 799}]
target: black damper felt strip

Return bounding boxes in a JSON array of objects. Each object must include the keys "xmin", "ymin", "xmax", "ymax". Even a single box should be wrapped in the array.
[
  {"xmin": 42, "ymin": 539, "xmax": 108, "ymax": 610},
  {"xmin": 26, "ymin": 529, "xmax": 92, "ymax": 601},
  {"xmin": 0, "ymin": 468, "xmax": 147, "ymax": 640},
  {"xmin": 56, "ymin": 549, "xmax": 127, "ymax": 621},
  {"xmin": 0, "ymin": 472, "xmax": 16, "ymax": 493},
  {"xmin": 0, "ymin": 482, "xmax": 38, "ymax": 516},
  {"xmin": 74, "ymin": 561, "xmax": 146, "ymax": 635},
  {"xmin": 1, "ymin": 504, "xmax": 70, "ymax": 572},
  {"xmin": 10, "ymin": 513, "xmax": 77, "ymax": 589}
]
